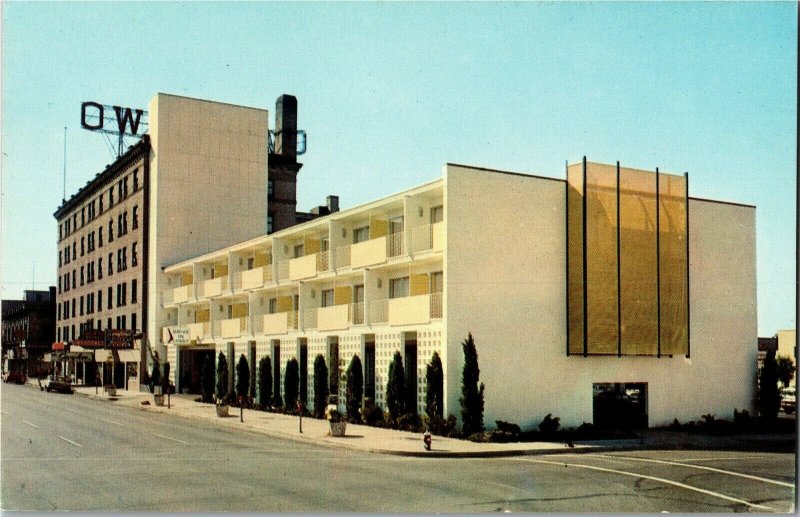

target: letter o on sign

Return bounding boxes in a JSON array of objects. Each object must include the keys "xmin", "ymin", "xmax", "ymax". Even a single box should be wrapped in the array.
[{"xmin": 81, "ymin": 101, "xmax": 104, "ymax": 130}]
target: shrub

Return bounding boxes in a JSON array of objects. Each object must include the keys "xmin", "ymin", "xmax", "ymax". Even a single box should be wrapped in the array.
[
  {"xmin": 425, "ymin": 352, "xmax": 444, "ymax": 420},
  {"xmin": 467, "ymin": 432, "xmax": 490, "ymax": 443},
  {"xmin": 345, "ymin": 355, "xmax": 364, "ymax": 423},
  {"xmin": 258, "ymin": 356, "xmax": 272, "ymax": 409},
  {"xmin": 733, "ymin": 408, "xmax": 753, "ymax": 429},
  {"xmin": 539, "ymin": 413, "xmax": 560, "ymax": 435},
  {"xmin": 284, "ymin": 358, "xmax": 299, "ymax": 412},
  {"xmin": 460, "ymin": 333, "xmax": 485, "ymax": 435},
  {"xmin": 424, "ymin": 414, "xmax": 458, "ymax": 437},
  {"xmin": 758, "ymin": 349, "xmax": 781, "ymax": 422},
  {"xmin": 201, "ymin": 355, "xmax": 214, "ymax": 403},
  {"xmin": 363, "ymin": 402, "xmax": 385, "ymax": 427},
  {"xmin": 236, "ymin": 354, "xmax": 250, "ymax": 402},
  {"xmin": 162, "ymin": 362, "xmax": 171, "ymax": 394},
  {"xmin": 215, "ymin": 352, "xmax": 228, "ymax": 403},
  {"xmin": 397, "ymin": 413, "xmax": 422, "ymax": 432},
  {"xmin": 313, "ymin": 354, "xmax": 329, "ymax": 418},
  {"xmin": 776, "ymin": 355, "xmax": 795, "ymax": 388},
  {"xmin": 386, "ymin": 351, "xmax": 406, "ymax": 424}
]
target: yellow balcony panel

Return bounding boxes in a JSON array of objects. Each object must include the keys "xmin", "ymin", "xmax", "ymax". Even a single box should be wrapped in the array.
[
  {"xmin": 351, "ymin": 236, "xmax": 387, "ymax": 269},
  {"xmin": 202, "ymin": 277, "xmax": 227, "ymax": 298},
  {"xmin": 173, "ymin": 285, "xmax": 195, "ymax": 304},
  {"xmin": 187, "ymin": 322, "xmax": 210, "ymax": 340},
  {"xmin": 241, "ymin": 266, "xmax": 271, "ymax": 290},
  {"xmin": 318, "ymin": 305, "xmax": 350, "ymax": 332},
  {"xmin": 221, "ymin": 317, "xmax": 248, "ymax": 339},
  {"xmin": 289, "ymin": 253, "xmax": 317, "ymax": 281},
  {"xmin": 388, "ymin": 294, "xmax": 431, "ymax": 326},
  {"xmin": 263, "ymin": 312, "xmax": 289, "ymax": 335}
]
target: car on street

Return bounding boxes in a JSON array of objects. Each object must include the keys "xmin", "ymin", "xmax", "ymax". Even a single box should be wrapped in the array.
[
  {"xmin": 45, "ymin": 376, "xmax": 73, "ymax": 394},
  {"xmin": 2, "ymin": 371, "xmax": 27, "ymax": 384},
  {"xmin": 780, "ymin": 387, "xmax": 795, "ymax": 414}
]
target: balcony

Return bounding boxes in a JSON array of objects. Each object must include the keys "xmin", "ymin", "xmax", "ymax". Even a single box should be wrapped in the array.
[
  {"xmin": 261, "ymin": 311, "xmax": 298, "ymax": 335},
  {"xmin": 369, "ymin": 294, "xmax": 441, "ymax": 326},
  {"xmin": 187, "ymin": 321, "xmax": 210, "ymax": 340},
  {"xmin": 410, "ymin": 222, "xmax": 444, "ymax": 254},
  {"xmin": 199, "ymin": 277, "xmax": 228, "ymax": 298},
  {"xmin": 350, "ymin": 233, "xmax": 405, "ymax": 269},
  {"xmin": 235, "ymin": 266, "xmax": 273, "ymax": 291},
  {"xmin": 165, "ymin": 284, "xmax": 194, "ymax": 306},
  {"xmin": 318, "ymin": 304, "xmax": 349, "ymax": 331},
  {"xmin": 221, "ymin": 317, "xmax": 249, "ymax": 339}
]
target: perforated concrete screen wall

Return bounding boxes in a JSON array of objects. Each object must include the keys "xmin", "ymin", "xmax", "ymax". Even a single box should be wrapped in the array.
[{"xmin": 567, "ymin": 160, "xmax": 689, "ymax": 356}]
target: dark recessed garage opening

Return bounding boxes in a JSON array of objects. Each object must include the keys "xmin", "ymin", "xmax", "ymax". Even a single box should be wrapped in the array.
[{"xmin": 593, "ymin": 382, "xmax": 648, "ymax": 429}]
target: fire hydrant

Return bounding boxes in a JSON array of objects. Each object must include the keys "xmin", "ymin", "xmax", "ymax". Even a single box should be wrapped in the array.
[{"xmin": 423, "ymin": 431, "xmax": 432, "ymax": 451}]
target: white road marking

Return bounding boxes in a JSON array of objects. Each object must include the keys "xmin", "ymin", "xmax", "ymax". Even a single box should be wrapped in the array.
[
  {"xmin": 63, "ymin": 408, "xmax": 79, "ymax": 413},
  {"xmin": 22, "ymin": 420, "xmax": 39, "ymax": 428},
  {"xmin": 670, "ymin": 456, "xmax": 767, "ymax": 463},
  {"xmin": 593, "ymin": 454, "xmax": 795, "ymax": 488},
  {"xmin": 513, "ymin": 457, "xmax": 774, "ymax": 512},
  {"xmin": 100, "ymin": 418, "xmax": 122, "ymax": 426},
  {"xmin": 154, "ymin": 433, "xmax": 189, "ymax": 444},
  {"xmin": 57, "ymin": 436, "xmax": 83, "ymax": 447}
]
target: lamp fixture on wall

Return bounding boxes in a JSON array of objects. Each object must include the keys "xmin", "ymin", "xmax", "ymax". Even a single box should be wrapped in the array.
[
  {"xmin": 418, "ymin": 206, "xmax": 424, "ymax": 218},
  {"xmin": 377, "ymin": 279, "xmax": 382, "ymax": 289}
]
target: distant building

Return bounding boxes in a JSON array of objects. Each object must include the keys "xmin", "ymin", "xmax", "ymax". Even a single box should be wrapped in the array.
[
  {"xmin": 2, "ymin": 288, "xmax": 56, "ymax": 374},
  {"xmin": 54, "ymin": 93, "xmax": 304, "ymax": 390}
]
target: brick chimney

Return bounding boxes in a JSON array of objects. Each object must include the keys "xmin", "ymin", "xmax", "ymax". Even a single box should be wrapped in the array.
[{"xmin": 274, "ymin": 94, "xmax": 297, "ymax": 160}]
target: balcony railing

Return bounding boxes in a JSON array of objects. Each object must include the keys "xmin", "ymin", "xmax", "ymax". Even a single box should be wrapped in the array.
[
  {"xmin": 187, "ymin": 321, "xmax": 211, "ymax": 340},
  {"xmin": 199, "ymin": 277, "xmax": 228, "ymax": 298},
  {"xmin": 370, "ymin": 299, "xmax": 389, "ymax": 324},
  {"xmin": 317, "ymin": 251, "xmax": 330, "ymax": 273},
  {"xmin": 261, "ymin": 311, "xmax": 298, "ymax": 335},
  {"xmin": 221, "ymin": 317, "xmax": 249, "ymax": 338},
  {"xmin": 235, "ymin": 265, "xmax": 273, "ymax": 291},
  {"xmin": 430, "ymin": 292, "xmax": 443, "ymax": 319},
  {"xmin": 387, "ymin": 232, "xmax": 404, "ymax": 258},
  {"xmin": 410, "ymin": 222, "xmax": 444, "ymax": 254},
  {"xmin": 351, "ymin": 301, "xmax": 365, "ymax": 325},
  {"xmin": 166, "ymin": 284, "xmax": 195, "ymax": 305},
  {"xmin": 368, "ymin": 294, "xmax": 440, "ymax": 326}
]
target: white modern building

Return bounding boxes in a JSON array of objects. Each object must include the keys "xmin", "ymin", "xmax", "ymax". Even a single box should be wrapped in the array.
[{"xmin": 157, "ymin": 161, "xmax": 757, "ymax": 430}]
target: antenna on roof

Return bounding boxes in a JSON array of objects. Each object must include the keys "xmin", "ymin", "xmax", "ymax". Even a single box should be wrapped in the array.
[{"xmin": 62, "ymin": 126, "xmax": 67, "ymax": 202}]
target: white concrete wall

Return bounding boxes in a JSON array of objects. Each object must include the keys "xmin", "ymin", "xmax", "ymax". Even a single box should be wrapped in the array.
[{"xmin": 445, "ymin": 165, "xmax": 757, "ymax": 430}]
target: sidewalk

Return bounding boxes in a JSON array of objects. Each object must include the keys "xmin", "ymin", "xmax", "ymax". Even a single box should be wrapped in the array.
[{"xmin": 36, "ymin": 381, "xmax": 794, "ymax": 457}]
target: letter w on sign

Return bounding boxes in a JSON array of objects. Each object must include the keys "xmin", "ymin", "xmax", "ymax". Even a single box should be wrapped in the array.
[{"xmin": 114, "ymin": 106, "xmax": 144, "ymax": 136}]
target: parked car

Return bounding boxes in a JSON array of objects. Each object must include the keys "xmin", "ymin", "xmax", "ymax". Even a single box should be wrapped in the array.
[
  {"xmin": 2, "ymin": 371, "xmax": 27, "ymax": 384},
  {"xmin": 46, "ymin": 376, "xmax": 73, "ymax": 394},
  {"xmin": 780, "ymin": 387, "xmax": 795, "ymax": 414}
]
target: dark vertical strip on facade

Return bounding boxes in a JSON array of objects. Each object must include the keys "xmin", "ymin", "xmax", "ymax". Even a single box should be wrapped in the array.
[
  {"xmin": 617, "ymin": 161, "xmax": 622, "ymax": 357},
  {"xmin": 655, "ymin": 167, "xmax": 661, "ymax": 358},
  {"xmin": 582, "ymin": 156, "xmax": 588, "ymax": 357},
  {"xmin": 685, "ymin": 172, "xmax": 690, "ymax": 358},
  {"xmin": 141, "ymin": 135, "xmax": 151, "ymax": 383},
  {"xmin": 565, "ymin": 160, "xmax": 570, "ymax": 356}
]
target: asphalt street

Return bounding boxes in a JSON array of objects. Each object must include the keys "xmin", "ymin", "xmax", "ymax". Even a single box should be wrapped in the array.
[{"xmin": 1, "ymin": 383, "xmax": 796, "ymax": 512}]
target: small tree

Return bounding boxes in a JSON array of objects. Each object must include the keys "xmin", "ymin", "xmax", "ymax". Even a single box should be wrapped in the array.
[
  {"xmin": 150, "ymin": 355, "xmax": 161, "ymax": 393},
  {"xmin": 284, "ymin": 358, "xmax": 299, "ymax": 411},
  {"xmin": 759, "ymin": 349, "xmax": 781, "ymax": 422},
  {"xmin": 216, "ymin": 352, "xmax": 229, "ymax": 403},
  {"xmin": 162, "ymin": 362, "xmax": 171, "ymax": 394},
  {"xmin": 258, "ymin": 356, "xmax": 272, "ymax": 408},
  {"xmin": 386, "ymin": 351, "xmax": 406, "ymax": 422},
  {"xmin": 346, "ymin": 355, "xmax": 364, "ymax": 423},
  {"xmin": 313, "ymin": 354, "xmax": 329, "ymax": 418},
  {"xmin": 776, "ymin": 355, "xmax": 795, "ymax": 388},
  {"xmin": 201, "ymin": 355, "xmax": 214, "ymax": 403},
  {"xmin": 236, "ymin": 354, "xmax": 250, "ymax": 403},
  {"xmin": 460, "ymin": 333, "xmax": 485, "ymax": 435},
  {"xmin": 426, "ymin": 352, "xmax": 444, "ymax": 419}
]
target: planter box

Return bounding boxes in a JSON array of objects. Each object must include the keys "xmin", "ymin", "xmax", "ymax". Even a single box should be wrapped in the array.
[
  {"xmin": 216, "ymin": 404, "xmax": 229, "ymax": 417},
  {"xmin": 153, "ymin": 394, "xmax": 165, "ymax": 406},
  {"xmin": 329, "ymin": 421, "xmax": 347, "ymax": 437}
]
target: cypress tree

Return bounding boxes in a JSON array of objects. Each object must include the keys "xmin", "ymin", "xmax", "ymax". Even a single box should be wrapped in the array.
[
  {"xmin": 162, "ymin": 362, "xmax": 171, "ymax": 394},
  {"xmin": 758, "ymin": 349, "xmax": 781, "ymax": 422},
  {"xmin": 386, "ymin": 351, "xmax": 406, "ymax": 422},
  {"xmin": 201, "ymin": 355, "xmax": 214, "ymax": 403},
  {"xmin": 150, "ymin": 355, "xmax": 161, "ymax": 393},
  {"xmin": 216, "ymin": 352, "xmax": 228, "ymax": 403},
  {"xmin": 236, "ymin": 354, "xmax": 250, "ymax": 401},
  {"xmin": 460, "ymin": 333, "xmax": 485, "ymax": 435},
  {"xmin": 426, "ymin": 352, "xmax": 444, "ymax": 419},
  {"xmin": 284, "ymin": 358, "xmax": 299, "ymax": 411},
  {"xmin": 258, "ymin": 356, "xmax": 272, "ymax": 408},
  {"xmin": 313, "ymin": 354, "xmax": 329, "ymax": 418},
  {"xmin": 346, "ymin": 355, "xmax": 364, "ymax": 423}
]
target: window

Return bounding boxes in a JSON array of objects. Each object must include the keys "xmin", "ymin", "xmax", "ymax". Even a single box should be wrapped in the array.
[
  {"xmin": 133, "ymin": 169, "xmax": 139, "ymax": 191},
  {"xmin": 122, "ymin": 247, "xmax": 128, "ymax": 271},
  {"xmin": 389, "ymin": 277, "xmax": 409, "ymax": 299},
  {"xmin": 123, "ymin": 176, "xmax": 128, "ymax": 198},
  {"xmin": 98, "ymin": 226, "xmax": 103, "ymax": 247},
  {"xmin": 79, "ymin": 296, "xmax": 84, "ymax": 316},
  {"xmin": 71, "ymin": 270, "xmax": 76, "ymax": 289},
  {"xmin": 81, "ymin": 207, "xmax": 85, "ymax": 226},
  {"xmin": 293, "ymin": 244, "xmax": 304, "ymax": 258},
  {"xmin": 132, "ymin": 206, "xmax": 139, "ymax": 230},
  {"xmin": 268, "ymin": 180, "xmax": 274, "ymax": 197},
  {"xmin": 72, "ymin": 241, "xmax": 76, "ymax": 258},
  {"xmin": 96, "ymin": 320, "xmax": 101, "ymax": 331},
  {"xmin": 98, "ymin": 258, "xmax": 103, "ymax": 279},
  {"xmin": 267, "ymin": 215, "xmax": 274, "ymax": 234},
  {"xmin": 57, "ymin": 303, "xmax": 61, "ymax": 321},
  {"xmin": 97, "ymin": 289, "xmax": 102, "ymax": 313},
  {"xmin": 117, "ymin": 249, "xmax": 122, "ymax": 272},
  {"xmin": 268, "ymin": 298, "xmax": 277, "ymax": 314},
  {"xmin": 108, "ymin": 286, "xmax": 113, "ymax": 310},
  {"xmin": 131, "ymin": 313, "xmax": 137, "ymax": 332},
  {"xmin": 58, "ymin": 251, "xmax": 62, "ymax": 267},
  {"xmin": 131, "ymin": 279, "xmax": 138, "ymax": 304},
  {"xmin": 107, "ymin": 317, "xmax": 112, "ymax": 330},
  {"xmin": 118, "ymin": 180, "xmax": 123, "ymax": 200},
  {"xmin": 118, "ymin": 214, "xmax": 123, "ymax": 236},
  {"xmin": 430, "ymin": 205, "xmax": 444, "ymax": 224},
  {"xmin": 321, "ymin": 289, "xmax": 335, "ymax": 307},
  {"xmin": 353, "ymin": 226, "xmax": 370, "ymax": 244},
  {"xmin": 108, "ymin": 253, "xmax": 113, "ymax": 275},
  {"xmin": 122, "ymin": 211, "xmax": 128, "ymax": 235},
  {"xmin": 132, "ymin": 242, "xmax": 138, "ymax": 267},
  {"xmin": 99, "ymin": 195, "xmax": 103, "ymax": 214},
  {"xmin": 109, "ymin": 220, "xmax": 114, "ymax": 242},
  {"xmin": 58, "ymin": 276, "xmax": 62, "ymax": 294},
  {"xmin": 121, "ymin": 314, "xmax": 127, "ymax": 330},
  {"xmin": 59, "ymin": 224, "xmax": 63, "ymax": 241},
  {"xmin": 81, "ymin": 237, "xmax": 85, "ymax": 256}
]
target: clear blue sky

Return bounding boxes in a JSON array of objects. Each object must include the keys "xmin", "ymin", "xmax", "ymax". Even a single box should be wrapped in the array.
[{"xmin": 1, "ymin": 2, "xmax": 796, "ymax": 336}]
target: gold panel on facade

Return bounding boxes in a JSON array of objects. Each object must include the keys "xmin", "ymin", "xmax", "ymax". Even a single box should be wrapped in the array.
[
  {"xmin": 585, "ymin": 163, "xmax": 619, "ymax": 354},
  {"xmin": 658, "ymin": 173, "xmax": 688, "ymax": 355},
  {"xmin": 566, "ymin": 164, "xmax": 584, "ymax": 355},
  {"xmin": 619, "ymin": 167, "xmax": 659, "ymax": 355}
]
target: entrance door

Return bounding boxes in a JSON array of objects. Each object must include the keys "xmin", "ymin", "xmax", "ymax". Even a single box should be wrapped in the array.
[
  {"xmin": 593, "ymin": 382, "xmax": 648, "ymax": 429},
  {"xmin": 299, "ymin": 340, "xmax": 308, "ymax": 405},
  {"xmin": 114, "ymin": 362, "xmax": 125, "ymax": 389},
  {"xmin": 404, "ymin": 334, "xmax": 418, "ymax": 415},
  {"xmin": 328, "ymin": 337, "xmax": 339, "ymax": 403},
  {"xmin": 364, "ymin": 339, "xmax": 376, "ymax": 400}
]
